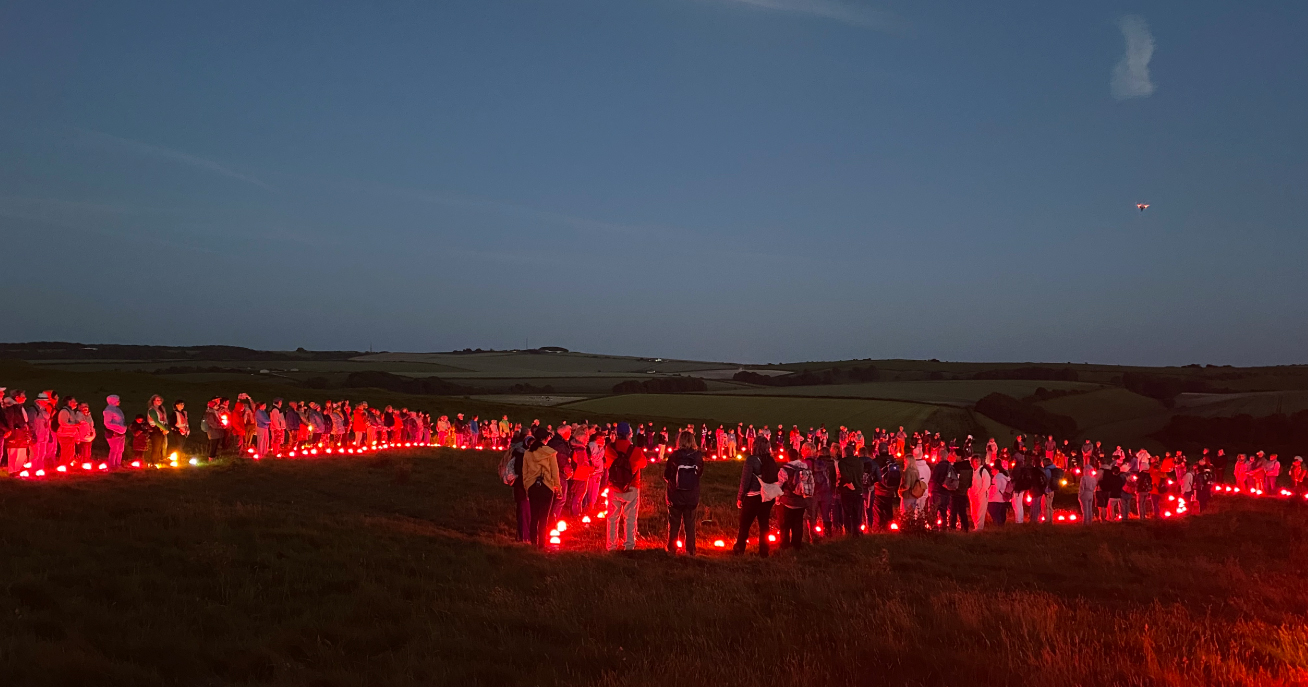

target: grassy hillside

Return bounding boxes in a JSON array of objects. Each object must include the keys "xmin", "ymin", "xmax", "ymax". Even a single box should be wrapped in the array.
[
  {"xmin": 710, "ymin": 379, "xmax": 1100, "ymax": 405},
  {"xmin": 1, "ymin": 448, "xmax": 1304, "ymax": 686}
]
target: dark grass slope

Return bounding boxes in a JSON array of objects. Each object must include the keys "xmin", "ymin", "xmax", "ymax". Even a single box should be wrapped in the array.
[{"xmin": 1, "ymin": 449, "xmax": 1306, "ymax": 686}]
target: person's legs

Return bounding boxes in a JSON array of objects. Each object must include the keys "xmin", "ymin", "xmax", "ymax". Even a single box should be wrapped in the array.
[
  {"xmin": 58, "ymin": 436, "xmax": 76, "ymax": 465},
  {"xmin": 528, "ymin": 484, "xmax": 553, "ymax": 548},
  {"xmin": 757, "ymin": 500, "xmax": 773, "ymax": 557},
  {"xmin": 621, "ymin": 488, "xmax": 639, "ymax": 549},
  {"xmin": 567, "ymin": 479, "xmax": 586, "ymax": 516},
  {"xmin": 549, "ymin": 479, "xmax": 568, "ymax": 522},
  {"xmin": 841, "ymin": 491, "xmax": 862, "ymax": 536},
  {"xmin": 734, "ymin": 495, "xmax": 761, "ymax": 553},
  {"xmin": 683, "ymin": 506, "xmax": 697, "ymax": 555},
  {"xmin": 987, "ymin": 501, "xmax": 1007, "ymax": 526},
  {"xmin": 971, "ymin": 496, "xmax": 986, "ymax": 531},
  {"xmin": 873, "ymin": 495, "xmax": 895, "ymax": 531},
  {"xmin": 7, "ymin": 448, "xmax": 28, "ymax": 475},
  {"xmin": 1079, "ymin": 493, "xmax": 1094, "ymax": 522},
  {"xmin": 106, "ymin": 434, "xmax": 124, "ymax": 469},
  {"xmin": 516, "ymin": 494, "xmax": 532, "ymax": 542},
  {"xmin": 1013, "ymin": 495, "xmax": 1025, "ymax": 524},
  {"xmin": 667, "ymin": 506, "xmax": 682, "ymax": 553},
  {"xmin": 1043, "ymin": 493, "xmax": 1054, "ymax": 523},
  {"xmin": 952, "ymin": 495, "xmax": 971, "ymax": 532}
]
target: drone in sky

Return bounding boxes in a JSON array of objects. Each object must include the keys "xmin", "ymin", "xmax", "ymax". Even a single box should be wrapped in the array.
[{"xmin": 1137, "ymin": 203, "xmax": 1150, "ymax": 212}]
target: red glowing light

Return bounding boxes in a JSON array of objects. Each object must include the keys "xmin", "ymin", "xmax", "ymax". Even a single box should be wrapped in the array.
[
  {"xmin": 889, "ymin": 523, "xmax": 900, "ymax": 531},
  {"xmin": 556, "ymin": 520, "xmax": 567, "ymax": 532},
  {"xmin": 676, "ymin": 540, "xmax": 684, "ymax": 548},
  {"xmin": 81, "ymin": 462, "xmax": 92, "ymax": 470}
]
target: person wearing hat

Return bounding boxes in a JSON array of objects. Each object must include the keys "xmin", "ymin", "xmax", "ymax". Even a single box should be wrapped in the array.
[
  {"xmin": 103, "ymin": 395, "xmax": 126, "ymax": 469},
  {"xmin": 30, "ymin": 391, "xmax": 55, "ymax": 471},
  {"xmin": 1291, "ymin": 457, "xmax": 1305, "ymax": 492},
  {"xmin": 55, "ymin": 397, "xmax": 84, "ymax": 466},
  {"xmin": 604, "ymin": 421, "xmax": 648, "ymax": 551}
]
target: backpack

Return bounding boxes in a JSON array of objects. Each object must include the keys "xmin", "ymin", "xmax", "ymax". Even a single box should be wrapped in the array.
[
  {"xmin": 608, "ymin": 444, "xmax": 637, "ymax": 492},
  {"xmin": 812, "ymin": 460, "xmax": 832, "ymax": 491},
  {"xmin": 1047, "ymin": 466, "xmax": 1064, "ymax": 492},
  {"xmin": 955, "ymin": 465, "xmax": 973, "ymax": 491},
  {"xmin": 498, "ymin": 448, "xmax": 517, "ymax": 485},
  {"xmin": 1001, "ymin": 475, "xmax": 1015, "ymax": 499},
  {"xmin": 880, "ymin": 460, "xmax": 902, "ymax": 491},
  {"xmin": 782, "ymin": 463, "xmax": 815, "ymax": 499},
  {"xmin": 674, "ymin": 455, "xmax": 701, "ymax": 492},
  {"xmin": 1011, "ymin": 467, "xmax": 1030, "ymax": 492},
  {"xmin": 943, "ymin": 464, "xmax": 960, "ymax": 492},
  {"xmin": 1028, "ymin": 466, "xmax": 1048, "ymax": 494},
  {"xmin": 1135, "ymin": 470, "xmax": 1152, "ymax": 493}
]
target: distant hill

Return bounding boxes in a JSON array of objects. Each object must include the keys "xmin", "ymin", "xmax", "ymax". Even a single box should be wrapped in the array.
[{"xmin": 0, "ymin": 342, "xmax": 362, "ymax": 362}]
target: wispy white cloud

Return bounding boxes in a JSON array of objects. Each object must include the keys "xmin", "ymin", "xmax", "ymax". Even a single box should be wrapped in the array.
[
  {"xmin": 1112, "ymin": 15, "xmax": 1155, "ymax": 100},
  {"xmin": 710, "ymin": 0, "xmax": 900, "ymax": 31},
  {"xmin": 73, "ymin": 129, "xmax": 275, "ymax": 190}
]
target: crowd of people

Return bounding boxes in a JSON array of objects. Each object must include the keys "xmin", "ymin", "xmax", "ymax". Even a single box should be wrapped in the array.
[
  {"xmin": 3, "ymin": 385, "xmax": 1305, "ymax": 559},
  {"xmin": 500, "ymin": 420, "xmax": 1307, "ymax": 557},
  {"xmin": 0, "ymin": 385, "xmax": 512, "ymax": 476}
]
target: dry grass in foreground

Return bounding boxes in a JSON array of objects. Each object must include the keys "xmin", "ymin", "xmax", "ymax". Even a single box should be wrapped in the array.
[{"xmin": 1, "ymin": 448, "xmax": 1306, "ymax": 687}]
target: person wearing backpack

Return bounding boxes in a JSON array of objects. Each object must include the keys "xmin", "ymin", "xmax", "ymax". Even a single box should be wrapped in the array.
[
  {"xmin": 501, "ymin": 432, "xmax": 530, "ymax": 543},
  {"xmin": 735, "ymin": 437, "xmax": 780, "ymax": 555},
  {"xmin": 1021, "ymin": 460, "xmax": 1047, "ymax": 524},
  {"xmin": 948, "ymin": 450, "xmax": 973, "ymax": 532},
  {"xmin": 805, "ymin": 443, "xmax": 836, "ymax": 540},
  {"xmin": 899, "ymin": 443, "xmax": 927, "ymax": 516},
  {"xmin": 928, "ymin": 452, "xmax": 954, "ymax": 527},
  {"xmin": 834, "ymin": 442, "xmax": 865, "ymax": 536},
  {"xmin": 521, "ymin": 427, "xmax": 561, "ymax": 548},
  {"xmin": 777, "ymin": 443, "xmax": 814, "ymax": 549},
  {"xmin": 1042, "ymin": 457, "xmax": 1064, "ymax": 524},
  {"xmin": 605, "ymin": 422, "xmax": 648, "ymax": 551},
  {"xmin": 870, "ymin": 448, "xmax": 901, "ymax": 531},
  {"xmin": 663, "ymin": 430, "xmax": 704, "ymax": 555}
]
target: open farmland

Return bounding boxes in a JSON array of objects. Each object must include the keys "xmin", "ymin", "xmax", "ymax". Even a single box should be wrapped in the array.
[
  {"xmin": 711, "ymin": 379, "xmax": 1102, "ymax": 405},
  {"xmin": 560, "ymin": 393, "xmax": 982, "ymax": 436}
]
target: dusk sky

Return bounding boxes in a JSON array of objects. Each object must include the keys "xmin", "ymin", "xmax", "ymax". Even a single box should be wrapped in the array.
[{"xmin": 1, "ymin": 1, "xmax": 1304, "ymax": 366}]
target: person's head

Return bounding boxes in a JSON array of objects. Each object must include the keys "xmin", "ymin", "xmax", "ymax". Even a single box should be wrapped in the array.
[
  {"xmin": 79, "ymin": 402, "xmax": 90, "ymax": 413},
  {"xmin": 557, "ymin": 424, "xmax": 572, "ymax": 440},
  {"xmin": 843, "ymin": 443, "xmax": 857, "ymax": 458},
  {"xmin": 8, "ymin": 389, "xmax": 26, "ymax": 404},
  {"xmin": 678, "ymin": 430, "xmax": 698, "ymax": 451},
  {"xmin": 257, "ymin": 402, "xmax": 267, "ymax": 410},
  {"xmin": 800, "ymin": 442, "xmax": 814, "ymax": 459},
  {"xmin": 616, "ymin": 422, "xmax": 631, "ymax": 438},
  {"xmin": 133, "ymin": 414, "xmax": 146, "ymax": 423},
  {"xmin": 65, "ymin": 396, "xmax": 78, "ymax": 408},
  {"xmin": 174, "ymin": 400, "xmax": 185, "ymax": 410},
  {"xmin": 273, "ymin": 398, "xmax": 283, "ymax": 407},
  {"xmin": 971, "ymin": 455, "xmax": 982, "ymax": 469},
  {"xmin": 754, "ymin": 437, "xmax": 771, "ymax": 457},
  {"xmin": 526, "ymin": 426, "xmax": 550, "ymax": 452}
]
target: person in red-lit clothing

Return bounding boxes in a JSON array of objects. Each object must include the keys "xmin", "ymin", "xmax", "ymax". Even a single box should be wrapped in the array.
[{"xmin": 604, "ymin": 421, "xmax": 647, "ymax": 551}]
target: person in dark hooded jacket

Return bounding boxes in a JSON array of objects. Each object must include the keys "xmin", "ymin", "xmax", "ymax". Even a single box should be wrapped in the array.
[{"xmin": 663, "ymin": 430, "xmax": 704, "ymax": 555}]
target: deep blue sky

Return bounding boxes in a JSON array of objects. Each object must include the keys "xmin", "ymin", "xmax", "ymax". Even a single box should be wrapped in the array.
[{"xmin": 1, "ymin": 1, "xmax": 1304, "ymax": 365}]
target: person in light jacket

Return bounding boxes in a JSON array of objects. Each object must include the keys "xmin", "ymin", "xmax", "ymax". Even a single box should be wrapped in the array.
[
  {"xmin": 103, "ymin": 395, "xmax": 127, "ymax": 469},
  {"xmin": 1078, "ymin": 463, "xmax": 1099, "ymax": 523},
  {"xmin": 987, "ymin": 465, "xmax": 1011, "ymax": 526},
  {"xmin": 520, "ymin": 427, "xmax": 560, "ymax": 548},
  {"xmin": 970, "ymin": 455, "xmax": 991, "ymax": 531}
]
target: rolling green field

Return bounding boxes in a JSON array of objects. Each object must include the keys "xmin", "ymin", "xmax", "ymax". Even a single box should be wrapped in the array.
[
  {"xmin": 1, "ymin": 447, "xmax": 1304, "ymax": 686},
  {"xmin": 711, "ymin": 379, "xmax": 1101, "ymax": 405},
  {"xmin": 560, "ymin": 394, "xmax": 983, "ymax": 437}
]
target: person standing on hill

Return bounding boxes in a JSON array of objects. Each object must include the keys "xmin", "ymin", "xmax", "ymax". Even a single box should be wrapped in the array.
[
  {"xmin": 202, "ymin": 398, "xmax": 225, "ymax": 461},
  {"xmin": 1078, "ymin": 462, "xmax": 1099, "ymax": 523},
  {"xmin": 254, "ymin": 402, "xmax": 271, "ymax": 456},
  {"xmin": 1291, "ymin": 456, "xmax": 1305, "ymax": 492},
  {"xmin": 807, "ymin": 443, "xmax": 836, "ymax": 540},
  {"xmin": 735, "ymin": 437, "xmax": 780, "ymax": 556},
  {"xmin": 869, "ymin": 447, "xmax": 901, "ymax": 531},
  {"xmin": 987, "ymin": 463, "xmax": 1011, "ymax": 526},
  {"xmin": 269, "ymin": 399, "xmax": 286, "ymax": 452},
  {"xmin": 168, "ymin": 399, "xmax": 190, "ymax": 459},
  {"xmin": 103, "ymin": 395, "xmax": 127, "ymax": 469},
  {"xmin": 970, "ymin": 455, "xmax": 991, "ymax": 531},
  {"xmin": 664, "ymin": 430, "xmax": 704, "ymax": 555},
  {"xmin": 521, "ymin": 428, "xmax": 560, "ymax": 548},
  {"xmin": 28, "ymin": 392, "xmax": 54, "ymax": 472},
  {"xmin": 3, "ymin": 390, "xmax": 32, "ymax": 475},
  {"xmin": 605, "ymin": 422, "xmax": 647, "ymax": 551},
  {"xmin": 55, "ymin": 397, "xmax": 82, "ymax": 465},
  {"xmin": 1265, "ymin": 454, "xmax": 1281, "ymax": 493},
  {"xmin": 928, "ymin": 450, "xmax": 953, "ymax": 526},
  {"xmin": 777, "ymin": 443, "xmax": 814, "ymax": 548},
  {"xmin": 547, "ymin": 424, "xmax": 574, "ymax": 523},
  {"xmin": 947, "ymin": 450, "xmax": 973, "ymax": 532},
  {"xmin": 834, "ymin": 442, "xmax": 865, "ymax": 536}
]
